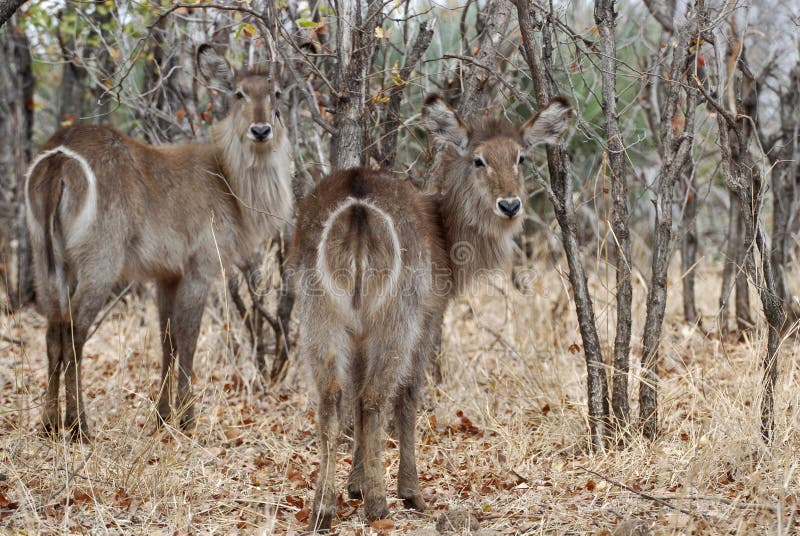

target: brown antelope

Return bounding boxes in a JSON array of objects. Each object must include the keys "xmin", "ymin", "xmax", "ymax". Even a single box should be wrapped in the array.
[
  {"xmin": 290, "ymin": 94, "xmax": 571, "ymax": 530},
  {"xmin": 24, "ymin": 45, "xmax": 293, "ymax": 439}
]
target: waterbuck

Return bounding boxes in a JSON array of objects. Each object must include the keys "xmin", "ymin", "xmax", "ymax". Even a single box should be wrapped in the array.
[
  {"xmin": 24, "ymin": 45, "xmax": 293, "ymax": 439},
  {"xmin": 290, "ymin": 94, "xmax": 571, "ymax": 530}
]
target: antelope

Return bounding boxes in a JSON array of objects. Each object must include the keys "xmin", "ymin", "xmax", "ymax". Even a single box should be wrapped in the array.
[
  {"xmin": 290, "ymin": 94, "xmax": 571, "ymax": 530},
  {"xmin": 24, "ymin": 45, "xmax": 293, "ymax": 439}
]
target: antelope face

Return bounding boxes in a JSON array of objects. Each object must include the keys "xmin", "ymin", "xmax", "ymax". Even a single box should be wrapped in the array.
[
  {"xmin": 422, "ymin": 94, "xmax": 572, "ymax": 226},
  {"xmin": 196, "ymin": 44, "xmax": 283, "ymax": 150},
  {"xmin": 231, "ymin": 75, "xmax": 282, "ymax": 148},
  {"xmin": 471, "ymin": 139, "xmax": 526, "ymax": 221}
]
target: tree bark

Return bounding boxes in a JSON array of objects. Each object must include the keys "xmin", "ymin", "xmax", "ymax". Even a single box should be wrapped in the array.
[
  {"xmin": 717, "ymin": 121, "xmax": 783, "ymax": 442},
  {"xmin": 768, "ymin": 60, "xmax": 800, "ymax": 329},
  {"xmin": 457, "ymin": 0, "xmax": 512, "ymax": 120},
  {"xmin": 639, "ymin": 23, "xmax": 698, "ymax": 441},
  {"xmin": 734, "ymin": 208, "xmax": 753, "ymax": 331},
  {"xmin": 642, "ymin": 0, "xmax": 676, "ymax": 34},
  {"xmin": 0, "ymin": 20, "xmax": 34, "ymax": 309},
  {"xmin": 680, "ymin": 165, "xmax": 700, "ymax": 325},
  {"xmin": 330, "ymin": 0, "xmax": 380, "ymax": 170},
  {"xmin": 698, "ymin": 21, "xmax": 785, "ymax": 441},
  {"xmin": 378, "ymin": 21, "xmax": 434, "ymax": 169},
  {"xmin": 718, "ymin": 192, "xmax": 737, "ymax": 333},
  {"xmin": 594, "ymin": 0, "xmax": 632, "ymax": 435},
  {"xmin": 516, "ymin": 0, "xmax": 609, "ymax": 450},
  {"xmin": 55, "ymin": 6, "xmax": 88, "ymax": 129},
  {"xmin": 0, "ymin": 0, "xmax": 26, "ymax": 29}
]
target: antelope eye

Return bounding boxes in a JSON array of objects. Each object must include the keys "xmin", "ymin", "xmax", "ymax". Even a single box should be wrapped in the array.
[
  {"xmin": 234, "ymin": 89, "xmax": 245, "ymax": 100},
  {"xmin": 517, "ymin": 154, "xmax": 525, "ymax": 165},
  {"xmin": 474, "ymin": 156, "xmax": 485, "ymax": 168}
]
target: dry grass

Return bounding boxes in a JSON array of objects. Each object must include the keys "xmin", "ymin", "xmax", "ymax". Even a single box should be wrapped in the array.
[{"xmin": 1, "ymin": 258, "xmax": 799, "ymax": 535}]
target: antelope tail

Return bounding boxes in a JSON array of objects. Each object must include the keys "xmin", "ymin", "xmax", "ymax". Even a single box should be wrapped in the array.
[
  {"xmin": 316, "ymin": 197, "xmax": 402, "ymax": 316},
  {"xmin": 25, "ymin": 146, "xmax": 98, "ymax": 315}
]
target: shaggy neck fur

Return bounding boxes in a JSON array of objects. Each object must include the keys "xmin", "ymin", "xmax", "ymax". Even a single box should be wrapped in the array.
[
  {"xmin": 436, "ymin": 153, "xmax": 521, "ymax": 296},
  {"xmin": 211, "ymin": 115, "xmax": 294, "ymax": 242}
]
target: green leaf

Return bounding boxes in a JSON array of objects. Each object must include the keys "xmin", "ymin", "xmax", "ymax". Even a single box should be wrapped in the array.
[{"xmin": 296, "ymin": 18, "xmax": 318, "ymax": 28}]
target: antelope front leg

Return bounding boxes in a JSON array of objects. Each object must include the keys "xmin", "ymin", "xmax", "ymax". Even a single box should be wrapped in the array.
[
  {"xmin": 156, "ymin": 281, "xmax": 178, "ymax": 427},
  {"xmin": 309, "ymin": 388, "xmax": 339, "ymax": 532},
  {"xmin": 40, "ymin": 321, "xmax": 64, "ymax": 436},
  {"xmin": 394, "ymin": 384, "xmax": 425, "ymax": 511},
  {"xmin": 173, "ymin": 277, "xmax": 209, "ymax": 432}
]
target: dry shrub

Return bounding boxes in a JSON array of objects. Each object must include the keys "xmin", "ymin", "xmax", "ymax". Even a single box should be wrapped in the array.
[{"xmin": 1, "ymin": 258, "xmax": 798, "ymax": 534}]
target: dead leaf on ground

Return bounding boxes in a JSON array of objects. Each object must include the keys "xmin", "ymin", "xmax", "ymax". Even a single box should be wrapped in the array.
[{"xmin": 370, "ymin": 518, "xmax": 395, "ymax": 530}]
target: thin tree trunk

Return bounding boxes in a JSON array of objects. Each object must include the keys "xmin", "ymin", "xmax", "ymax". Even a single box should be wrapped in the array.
[
  {"xmin": 769, "ymin": 60, "xmax": 800, "ymax": 329},
  {"xmin": 594, "ymin": 0, "xmax": 632, "ymax": 435},
  {"xmin": 516, "ymin": 0, "xmax": 609, "ymax": 450},
  {"xmin": 330, "ymin": 0, "xmax": 379, "ymax": 170},
  {"xmin": 378, "ymin": 21, "xmax": 434, "ymax": 169},
  {"xmin": 13, "ymin": 21, "xmax": 33, "ymax": 309},
  {"xmin": 718, "ymin": 192, "xmax": 737, "ymax": 333},
  {"xmin": 0, "ymin": 0, "xmax": 26, "ymax": 29},
  {"xmin": 680, "ymin": 165, "xmax": 700, "ymax": 325},
  {"xmin": 699, "ymin": 22, "xmax": 785, "ymax": 441},
  {"xmin": 720, "ymin": 128, "xmax": 783, "ymax": 442},
  {"xmin": 270, "ymin": 236, "xmax": 295, "ymax": 383},
  {"xmin": 457, "ymin": 0, "xmax": 512, "ymax": 120},
  {"xmin": 55, "ymin": 6, "xmax": 90, "ymax": 129},
  {"xmin": 0, "ymin": 21, "xmax": 34, "ymax": 309},
  {"xmin": 734, "ymin": 209, "xmax": 753, "ymax": 331},
  {"xmin": 639, "ymin": 19, "xmax": 698, "ymax": 440}
]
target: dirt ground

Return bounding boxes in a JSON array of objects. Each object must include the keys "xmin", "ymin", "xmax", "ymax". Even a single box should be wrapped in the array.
[{"xmin": 1, "ymin": 260, "xmax": 799, "ymax": 534}]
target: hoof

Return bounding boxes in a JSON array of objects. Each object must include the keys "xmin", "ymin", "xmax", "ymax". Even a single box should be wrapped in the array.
[
  {"xmin": 347, "ymin": 486, "xmax": 363, "ymax": 500},
  {"xmin": 40, "ymin": 408, "xmax": 61, "ymax": 437},
  {"xmin": 364, "ymin": 496, "xmax": 389, "ymax": 522},
  {"xmin": 179, "ymin": 411, "xmax": 196, "ymax": 433},
  {"xmin": 307, "ymin": 510, "xmax": 333, "ymax": 532},
  {"xmin": 40, "ymin": 420, "xmax": 60, "ymax": 438},
  {"xmin": 401, "ymin": 492, "xmax": 426, "ymax": 512},
  {"xmin": 68, "ymin": 422, "xmax": 92, "ymax": 443},
  {"xmin": 347, "ymin": 468, "xmax": 364, "ymax": 500},
  {"xmin": 156, "ymin": 409, "xmax": 171, "ymax": 429}
]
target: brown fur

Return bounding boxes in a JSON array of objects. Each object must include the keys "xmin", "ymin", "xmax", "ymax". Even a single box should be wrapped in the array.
[
  {"xmin": 290, "ymin": 96, "xmax": 572, "ymax": 530},
  {"xmin": 25, "ymin": 46, "xmax": 293, "ymax": 439}
]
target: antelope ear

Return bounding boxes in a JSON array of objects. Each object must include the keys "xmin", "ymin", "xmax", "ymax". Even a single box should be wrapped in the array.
[
  {"xmin": 521, "ymin": 96, "xmax": 572, "ymax": 149},
  {"xmin": 422, "ymin": 94, "xmax": 470, "ymax": 154},
  {"xmin": 197, "ymin": 44, "xmax": 234, "ymax": 92},
  {"xmin": 270, "ymin": 60, "xmax": 283, "ymax": 98},
  {"xmin": 271, "ymin": 60, "xmax": 283, "ymax": 82}
]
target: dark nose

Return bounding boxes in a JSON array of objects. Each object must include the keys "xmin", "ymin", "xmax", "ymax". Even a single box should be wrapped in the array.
[
  {"xmin": 249, "ymin": 124, "xmax": 272, "ymax": 140},
  {"xmin": 497, "ymin": 197, "xmax": 522, "ymax": 218}
]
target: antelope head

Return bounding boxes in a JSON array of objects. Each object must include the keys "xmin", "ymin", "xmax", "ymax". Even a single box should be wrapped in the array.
[
  {"xmin": 197, "ymin": 44, "xmax": 283, "ymax": 151},
  {"xmin": 422, "ymin": 95, "xmax": 572, "ymax": 227}
]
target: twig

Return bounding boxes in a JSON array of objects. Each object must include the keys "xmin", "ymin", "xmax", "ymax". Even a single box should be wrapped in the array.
[
  {"xmin": 109, "ymin": 3, "xmax": 272, "ymax": 96},
  {"xmin": 691, "ymin": 75, "xmax": 736, "ymax": 127},
  {"xmin": 86, "ymin": 283, "xmax": 134, "ymax": 341},
  {"xmin": 275, "ymin": 46, "xmax": 335, "ymax": 135},
  {"xmin": 654, "ymin": 494, "xmax": 778, "ymax": 512},
  {"xmin": 577, "ymin": 465, "xmax": 706, "ymax": 519},
  {"xmin": 440, "ymin": 53, "xmax": 533, "ymax": 107},
  {"xmin": 41, "ymin": 450, "xmax": 93, "ymax": 508},
  {"xmin": 1, "ymin": 334, "xmax": 24, "ymax": 346}
]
